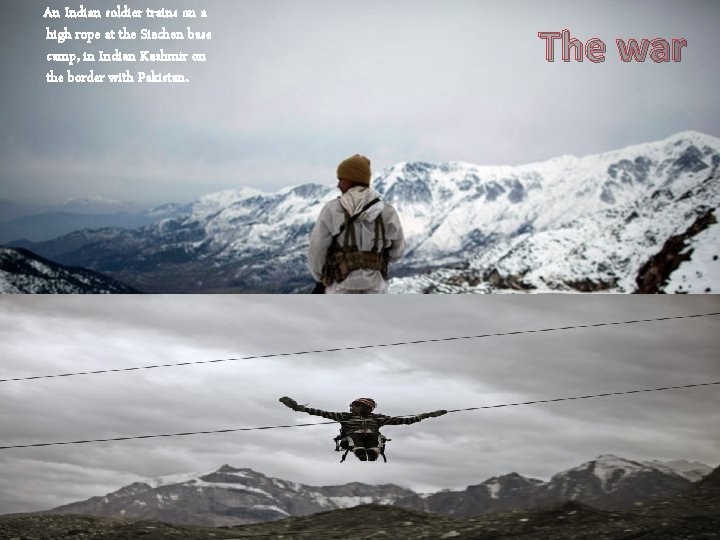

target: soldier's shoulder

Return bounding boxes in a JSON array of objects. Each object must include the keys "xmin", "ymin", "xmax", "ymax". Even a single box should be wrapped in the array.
[
  {"xmin": 381, "ymin": 201, "xmax": 399, "ymax": 215},
  {"xmin": 318, "ymin": 198, "xmax": 342, "ymax": 218},
  {"xmin": 321, "ymin": 197, "xmax": 341, "ymax": 210}
]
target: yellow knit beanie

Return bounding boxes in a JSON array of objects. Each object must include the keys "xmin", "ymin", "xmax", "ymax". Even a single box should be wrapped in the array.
[{"xmin": 337, "ymin": 154, "xmax": 371, "ymax": 185}]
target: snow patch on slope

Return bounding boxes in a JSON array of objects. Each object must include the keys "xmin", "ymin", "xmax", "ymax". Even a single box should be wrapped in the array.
[{"xmin": 665, "ymin": 219, "xmax": 720, "ymax": 293}]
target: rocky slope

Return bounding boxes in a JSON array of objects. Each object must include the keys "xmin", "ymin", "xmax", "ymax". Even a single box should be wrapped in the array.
[
  {"xmin": 0, "ymin": 246, "xmax": 139, "ymax": 293},
  {"xmin": 11, "ymin": 131, "xmax": 720, "ymax": 293}
]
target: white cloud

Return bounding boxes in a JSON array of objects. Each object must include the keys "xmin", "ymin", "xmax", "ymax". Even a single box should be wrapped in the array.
[{"xmin": 1, "ymin": 0, "xmax": 718, "ymax": 204}]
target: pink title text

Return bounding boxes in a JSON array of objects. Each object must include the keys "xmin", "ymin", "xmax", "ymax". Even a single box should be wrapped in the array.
[{"xmin": 538, "ymin": 29, "xmax": 687, "ymax": 63}]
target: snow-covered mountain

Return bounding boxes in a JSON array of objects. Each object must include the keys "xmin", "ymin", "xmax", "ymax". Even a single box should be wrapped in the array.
[
  {"xmin": 46, "ymin": 465, "xmax": 415, "ymax": 527},
  {"xmin": 11, "ymin": 130, "xmax": 720, "ymax": 293},
  {"xmin": 389, "ymin": 131, "xmax": 720, "ymax": 293},
  {"xmin": 538, "ymin": 454, "xmax": 695, "ymax": 510},
  {"xmin": 399, "ymin": 455, "xmax": 703, "ymax": 518},
  {"xmin": 397, "ymin": 472, "xmax": 547, "ymax": 517},
  {"xmin": 0, "ymin": 247, "xmax": 138, "ymax": 293},
  {"xmin": 39, "ymin": 457, "xmax": 712, "ymax": 527},
  {"xmin": 644, "ymin": 459, "xmax": 713, "ymax": 482}
]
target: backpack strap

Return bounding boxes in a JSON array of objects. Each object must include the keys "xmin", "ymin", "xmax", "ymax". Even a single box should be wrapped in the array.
[
  {"xmin": 335, "ymin": 427, "xmax": 354, "ymax": 463},
  {"xmin": 371, "ymin": 214, "xmax": 386, "ymax": 253},
  {"xmin": 341, "ymin": 209, "xmax": 354, "ymax": 252},
  {"xmin": 332, "ymin": 197, "xmax": 382, "ymax": 244},
  {"xmin": 344, "ymin": 209, "xmax": 359, "ymax": 253},
  {"xmin": 378, "ymin": 432, "xmax": 390, "ymax": 462}
]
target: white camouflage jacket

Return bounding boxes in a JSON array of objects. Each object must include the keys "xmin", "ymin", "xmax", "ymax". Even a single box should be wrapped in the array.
[{"xmin": 307, "ymin": 186, "xmax": 405, "ymax": 291}]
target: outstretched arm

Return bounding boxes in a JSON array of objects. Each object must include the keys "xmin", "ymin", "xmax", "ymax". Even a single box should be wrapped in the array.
[
  {"xmin": 279, "ymin": 396, "xmax": 301, "ymax": 410},
  {"xmin": 278, "ymin": 397, "xmax": 348, "ymax": 421},
  {"xmin": 378, "ymin": 410, "xmax": 447, "ymax": 426}
]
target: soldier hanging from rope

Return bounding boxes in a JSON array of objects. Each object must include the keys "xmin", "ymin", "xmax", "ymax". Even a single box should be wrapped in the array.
[{"xmin": 279, "ymin": 396, "xmax": 446, "ymax": 462}]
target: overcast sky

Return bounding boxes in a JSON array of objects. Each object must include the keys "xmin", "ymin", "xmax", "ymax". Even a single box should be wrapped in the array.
[
  {"xmin": 1, "ymin": 294, "xmax": 718, "ymax": 514},
  {"xmin": 1, "ymin": 0, "xmax": 719, "ymax": 205}
]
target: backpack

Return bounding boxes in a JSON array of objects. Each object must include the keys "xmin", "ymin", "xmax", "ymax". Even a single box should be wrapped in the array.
[
  {"xmin": 333, "ymin": 424, "xmax": 390, "ymax": 463},
  {"xmin": 321, "ymin": 198, "xmax": 389, "ymax": 287}
]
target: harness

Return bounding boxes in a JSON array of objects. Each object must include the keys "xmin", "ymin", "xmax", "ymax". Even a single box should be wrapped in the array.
[
  {"xmin": 334, "ymin": 425, "xmax": 390, "ymax": 463},
  {"xmin": 321, "ymin": 198, "xmax": 389, "ymax": 287}
]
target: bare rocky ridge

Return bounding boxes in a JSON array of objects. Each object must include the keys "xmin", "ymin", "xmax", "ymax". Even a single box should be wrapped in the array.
[{"xmin": 635, "ymin": 209, "xmax": 717, "ymax": 293}]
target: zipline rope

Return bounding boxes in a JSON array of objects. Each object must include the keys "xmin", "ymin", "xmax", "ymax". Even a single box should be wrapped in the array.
[
  {"xmin": 2, "ymin": 312, "xmax": 718, "ymax": 383},
  {"xmin": 2, "ymin": 380, "xmax": 717, "ymax": 450},
  {"xmin": 443, "ymin": 380, "xmax": 720, "ymax": 412}
]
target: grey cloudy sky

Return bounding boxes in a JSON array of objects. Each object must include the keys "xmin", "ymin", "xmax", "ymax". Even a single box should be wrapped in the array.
[
  {"xmin": 1, "ymin": 0, "xmax": 718, "ymax": 205},
  {"xmin": 1, "ymin": 294, "xmax": 719, "ymax": 514}
]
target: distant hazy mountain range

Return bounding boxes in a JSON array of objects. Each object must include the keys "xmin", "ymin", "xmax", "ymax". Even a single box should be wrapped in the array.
[
  {"xmin": 36, "ymin": 455, "xmax": 712, "ymax": 527},
  {"xmin": 4, "ymin": 131, "xmax": 719, "ymax": 293},
  {"xmin": 0, "ymin": 199, "xmax": 191, "ymax": 244}
]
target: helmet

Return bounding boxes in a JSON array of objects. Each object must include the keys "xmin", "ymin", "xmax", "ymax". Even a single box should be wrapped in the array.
[{"xmin": 350, "ymin": 398, "xmax": 376, "ymax": 411}]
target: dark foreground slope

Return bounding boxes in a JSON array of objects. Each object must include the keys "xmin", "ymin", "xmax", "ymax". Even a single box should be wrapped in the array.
[
  {"xmin": 226, "ymin": 491, "xmax": 720, "ymax": 540},
  {"xmin": 2, "ymin": 493, "xmax": 718, "ymax": 540},
  {"xmin": 0, "ymin": 514, "xmax": 243, "ymax": 540}
]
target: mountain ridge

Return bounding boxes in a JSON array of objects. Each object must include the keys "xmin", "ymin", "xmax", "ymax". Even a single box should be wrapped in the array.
[
  {"xmin": 0, "ymin": 246, "xmax": 139, "ymax": 293},
  {"xmin": 23, "ymin": 455, "xmax": 713, "ymax": 527},
  {"xmin": 8, "ymin": 130, "xmax": 720, "ymax": 293}
]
